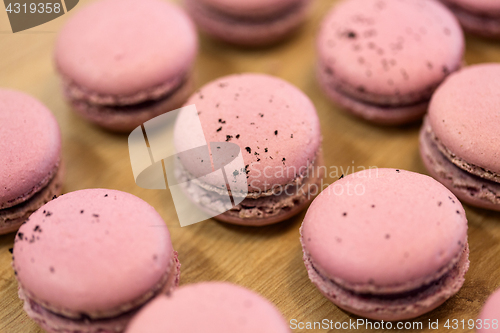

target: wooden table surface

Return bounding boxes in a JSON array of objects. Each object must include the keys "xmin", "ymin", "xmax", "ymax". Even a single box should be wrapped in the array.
[{"xmin": 1, "ymin": 1, "xmax": 500, "ymax": 332}]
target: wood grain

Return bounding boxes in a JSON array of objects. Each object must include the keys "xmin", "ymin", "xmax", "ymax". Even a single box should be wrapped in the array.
[{"xmin": 1, "ymin": 1, "xmax": 500, "ymax": 332}]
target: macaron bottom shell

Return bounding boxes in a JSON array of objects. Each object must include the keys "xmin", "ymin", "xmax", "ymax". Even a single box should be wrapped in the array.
[
  {"xmin": 177, "ymin": 150, "xmax": 324, "ymax": 226},
  {"xmin": 0, "ymin": 164, "xmax": 64, "ymax": 235},
  {"xmin": 66, "ymin": 76, "xmax": 194, "ymax": 132},
  {"xmin": 419, "ymin": 119, "xmax": 500, "ymax": 211},
  {"xmin": 442, "ymin": 2, "xmax": 500, "ymax": 38},
  {"xmin": 185, "ymin": 0, "xmax": 310, "ymax": 46},
  {"xmin": 216, "ymin": 151, "xmax": 324, "ymax": 226},
  {"xmin": 302, "ymin": 241, "xmax": 469, "ymax": 321},
  {"xmin": 18, "ymin": 253, "xmax": 180, "ymax": 333},
  {"xmin": 317, "ymin": 66, "xmax": 428, "ymax": 125}
]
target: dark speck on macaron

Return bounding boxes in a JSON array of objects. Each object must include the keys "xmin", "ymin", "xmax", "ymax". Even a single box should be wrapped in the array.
[
  {"xmin": 45, "ymin": 211, "xmax": 52, "ymax": 217},
  {"xmin": 347, "ymin": 31, "xmax": 357, "ymax": 39},
  {"xmin": 259, "ymin": 113, "xmax": 264, "ymax": 117},
  {"xmin": 8, "ymin": 248, "xmax": 13, "ymax": 254},
  {"xmin": 265, "ymin": 148, "xmax": 268, "ymax": 153},
  {"xmin": 52, "ymin": 195, "xmax": 57, "ymax": 200},
  {"xmin": 226, "ymin": 135, "xmax": 233, "ymax": 141},
  {"xmin": 50, "ymin": 267, "xmax": 55, "ymax": 273},
  {"xmin": 456, "ymin": 210, "xmax": 460, "ymax": 214},
  {"xmin": 274, "ymin": 130, "xmax": 278, "ymax": 135},
  {"xmin": 93, "ymin": 214, "xmax": 99, "ymax": 218},
  {"xmin": 290, "ymin": 134, "xmax": 293, "ymax": 138},
  {"xmin": 438, "ymin": 201, "xmax": 442, "ymax": 207},
  {"xmin": 343, "ymin": 212, "xmax": 347, "ymax": 216},
  {"xmin": 104, "ymin": 194, "xmax": 108, "ymax": 197},
  {"xmin": 396, "ymin": 169, "xmax": 400, "ymax": 173},
  {"xmin": 385, "ymin": 234, "xmax": 390, "ymax": 239},
  {"xmin": 216, "ymin": 127, "xmax": 222, "ymax": 132},
  {"xmin": 245, "ymin": 147, "xmax": 251, "ymax": 154},
  {"xmin": 218, "ymin": 119, "xmax": 226, "ymax": 124},
  {"xmin": 34, "ymin": 225, "xmax": 41, "ymax": 232},
  {"xmin": 18, "ymin": 232, "xmax": 24, "ymax": 240},
  {"xmin": 236, "ymin": 134, "xmax": 240, "ymax": 139},
  {"xmin": 371, "ymin": 204, "xmax": 375, "ymax": 208},
  {"xmin": 80, "ymin": 210, "xmax": 84, "ymax": 214}
]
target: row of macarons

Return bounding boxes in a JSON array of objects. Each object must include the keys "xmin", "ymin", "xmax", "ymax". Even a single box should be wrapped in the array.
[
  {"xmin": 53, "ymin": 0, "xmax": 497, "ymax": 133},
  {"xmin": 7, "ymin": 171, "xmax": 500, "ymax": 331},
  {"xmin": 2, "ymin": 57, "xmax": 498, "ymax": 236}
]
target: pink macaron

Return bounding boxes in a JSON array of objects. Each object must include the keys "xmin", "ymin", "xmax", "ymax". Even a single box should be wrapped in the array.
[
  {"xmin": 185, "ymin": 0, "xmax": 311, "ymax": 46},
  {"xmin": 12, "ymin": 189, "xmax": 180, "ymax": 333},
  {"xmin": 300, "ymin": 168, "xmax": 469, "ymax": 321},
  {"xmin": 477, "ymin": 288, "xmax": 500, "ymax": 333},
  {"xmin": 0, "ymin": 89, "xmax": 63, "ymax": 235},
  {"xmin": 174, "ymin": 73, "xmax": 323, "ymax": 226},
  {"xmin": 440, "ymin": 0, "xmax": 500, "ymax": 38},
  {"xmin": 55, "ymin": 0, "xmax": 198, "ymax": 132},
  {"xmin": 317, "ymin": 0, "xmax": 464, "ymax": 125},
  {"xmin": 125, "ymin": 282, "xmax": 290, "ymax": 333},
  {"xmin": 420, "ymin": 64, "xmax": 500, "ymax": 211}
]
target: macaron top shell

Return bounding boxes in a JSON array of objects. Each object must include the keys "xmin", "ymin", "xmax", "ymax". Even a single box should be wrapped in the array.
[
  {"xmin": 301, "ymin": 169, "xmax": 468, "ymax": 293},
  {"xmin": 176, "ymin": 73, "xmax": 321, "ymax": 193},
  {"xmin": 125, "ymin": 282, "xmax": 290, "ymax": 333},
  {"xmin": 428, "ymin": 64, "xmax": 500, "ymax": 175},
  {"xmin": 13, "ymin": 189, "xmax": 174, "ymax": 315},
  {"xmin": 0, "ymin": 89, "xmax": 61, "ymax": 209},
  {"xmin": 198, "ymin": 0, "xmax": 304, "ymax": 17},
  {"xmin": 317, "ymin": 0, "xmax": 463, "ymax": 103},
  {"xmin": 55, "ymin": 0, "xmax": 197, "ymax": 97}
]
